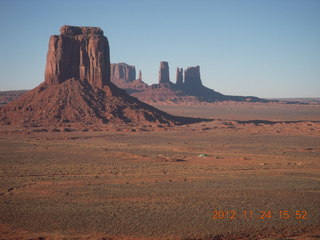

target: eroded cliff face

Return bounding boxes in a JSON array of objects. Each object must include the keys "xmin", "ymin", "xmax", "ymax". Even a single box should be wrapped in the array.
[
  {"xmin": 110, "ymin": 63, "xmax": 136, "ymax": 82},
  {"xmin": 45, "ymin": 25, "xmax": 110, "ymax": 88},
  {"xmin": 184, "ymin": 66, "xmax": 202, "ymax": 88}
]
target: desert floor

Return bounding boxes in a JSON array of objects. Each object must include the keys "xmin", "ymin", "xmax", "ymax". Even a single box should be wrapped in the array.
[{"xmin": 0, "ymin": 102, "xmax": 320, "ymax": 240}]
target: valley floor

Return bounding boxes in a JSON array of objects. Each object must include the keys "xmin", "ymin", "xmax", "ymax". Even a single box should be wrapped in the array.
[{"xmin": 0, "ymin": 103, "xmax": 320, "ymax": 240}]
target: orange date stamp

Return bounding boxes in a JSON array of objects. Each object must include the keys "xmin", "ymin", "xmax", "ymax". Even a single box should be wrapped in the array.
[{"xmin": 211, "ymin": 210, "xmax": 307, "ymax": 220}]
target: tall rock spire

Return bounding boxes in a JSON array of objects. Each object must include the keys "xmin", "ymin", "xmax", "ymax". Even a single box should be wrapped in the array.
[
  {"xmin": 158, "ymin": 61, "xmax": 170, "ymax": 84},
  {"xmin": 176, "ymin": 67, "xmax": 183, "ymax": 85},
  {"xmin": 138, "ymin": 70, "xmax": 142, "ymax": 81}
]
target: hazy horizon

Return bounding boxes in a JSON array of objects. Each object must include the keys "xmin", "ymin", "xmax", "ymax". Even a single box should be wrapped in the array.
[{"xmin": 0, "ymin": 0, "xmax": 319, "ymax": 98}]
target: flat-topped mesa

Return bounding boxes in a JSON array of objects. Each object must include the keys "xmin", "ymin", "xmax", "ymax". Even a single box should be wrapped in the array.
[
  {"xmin": 60, "ymin": 25, "xmax": 104, "ymax": 36},
  {"xmin": 184, "ymin": 66, "xmax": 202, "ymax": 88},
  {"xmin": 111, "ymin": 63, "xmax": 136, "ymax": 82},
  {"xmin": 45, "ymin": 25, "xmax": 110, "ymax": 88},
  {"xmin": 176, "ymin": 67, "xmax": 183, "ymax": 85},
  {"xmin": 159, "ymin": 61, "xmax": 170, "ymax": 84}
]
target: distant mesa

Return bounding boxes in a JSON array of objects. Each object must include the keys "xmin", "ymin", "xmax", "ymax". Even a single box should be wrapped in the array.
[
  {"xmin": 110, "ymin": 63, "xmax": 147, "ymax": 92},
  {"xmin": 0, "ymin": 25, "xmax": 204, "ymax": 129},
  {"xmin": 184, "ymin": 66, "xmax": 202, "ymax": 88},
  {"xmin": 111, "ymin": 63, "xmax": 136, "ymax": 83}
]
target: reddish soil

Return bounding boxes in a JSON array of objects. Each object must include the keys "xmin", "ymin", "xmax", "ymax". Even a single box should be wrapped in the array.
[{"xmin": 0, "ymin": 103, "xmax": 319, "ymax": 240}]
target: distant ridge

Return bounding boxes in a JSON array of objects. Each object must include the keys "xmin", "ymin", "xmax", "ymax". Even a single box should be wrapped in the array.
[
  {"xmin": 0, "ymin": 90, "xmax": 29, "ymax": 106},
  {"xmin": 111, "ymin": 62, "xmax": 269, "ymax": 104}
]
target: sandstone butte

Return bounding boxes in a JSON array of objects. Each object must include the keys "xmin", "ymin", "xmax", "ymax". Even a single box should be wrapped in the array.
[
  {"xmin": 0, "ymin": 25, "xmax": 203, "ymax": 129},
  {"xmin": 158, "ymin": 61, "xmax": 170, "ymax": 84},
  {"xmin": 111, "ymin": 63, "xmax": 136, "ymax": 84},
  {"xmin": 110, "ymin": 63, "xmax": 147, "ymax": 91}
]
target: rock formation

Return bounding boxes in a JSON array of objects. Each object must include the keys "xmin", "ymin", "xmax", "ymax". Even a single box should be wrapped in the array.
[
  {"xmin": 0, "ymin": 26, "xmax": 203, "ymax": 129},
  {"xmin": 45, "ymin": 25, "xmax": 110, "ymax": 88},
  {"xmin": 184, "ymin": 66, "xmax": 202, "ymax": 88},
  {"xmin": 176, "ymin": 68, "xmax": 183, "ymax": 85},
  {"xmin": 138, "ymin": 70, "xmax": 142, "ymax": 81},
  {"xmin": 127, "ymin": 63, "xmax": 268, "ymax": 104},
  {"xmin": 159, "ymin": 61, "xmax": 170, "ymax": 84},
  {"xmin": 111, "ymin": 63, "xmax": 136, "ymax": 83},
  {"xmin": 110, "ymin": 63, "xmax": 147, "ymax": 91}
]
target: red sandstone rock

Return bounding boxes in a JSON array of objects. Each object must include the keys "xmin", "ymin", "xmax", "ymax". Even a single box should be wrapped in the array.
[
  {"xmin": 45, "ymin": 25, "xmax": 110, "ymax": 89},
  {"xmin": 159, "ymin": 61, "xmax": 170, "ymax": 84},
  {"xmin": 111, "ymin": 63, "xmax": 136, "ymax": 83},
  {"xmin": 110, "ymin": 63, "xmax": 147, "ymax": 91},
  {"xmin": 138, "ymin": 70, "xmax": 142, "ymax": 81},
  {"xmin": 184, "ymin": 66, "xmax": 202, "ymax": 88},
  {"xmin": 176, "ymin": 68, "xmax": 183, "ymax": 85}
]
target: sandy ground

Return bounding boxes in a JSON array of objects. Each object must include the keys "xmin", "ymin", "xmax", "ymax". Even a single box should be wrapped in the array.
[{"xmin": 0, "ymin": 103, "xmax": 320, "ymax": 240}]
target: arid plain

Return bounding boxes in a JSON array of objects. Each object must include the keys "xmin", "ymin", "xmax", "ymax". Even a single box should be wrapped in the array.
[{"xmin": 1, "ymin": 102, "xmax": 319, "ymax": 240}]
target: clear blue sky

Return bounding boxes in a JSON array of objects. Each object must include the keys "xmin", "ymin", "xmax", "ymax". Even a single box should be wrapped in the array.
[{"xmin": 0, "ymin": 0, "xmax": 319, "ymax": 98}]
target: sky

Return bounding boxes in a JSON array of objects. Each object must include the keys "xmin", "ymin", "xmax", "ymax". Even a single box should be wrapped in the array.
[{"xmin": 0, "ymin": 0, "xmax": 319, "ymax": 98}]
